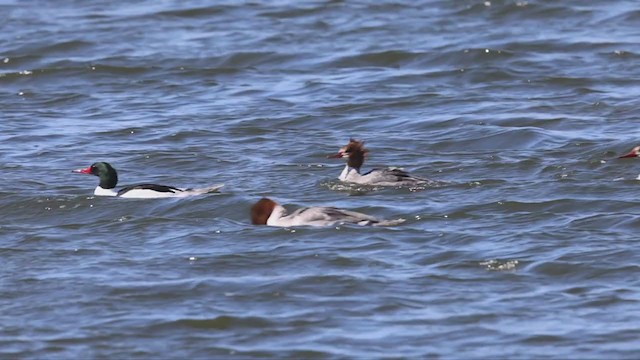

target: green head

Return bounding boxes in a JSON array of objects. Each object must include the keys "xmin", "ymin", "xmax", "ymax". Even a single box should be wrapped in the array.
[{"xmin": 72, "ymin": 161, "xmax": 118, "ymax": 189}]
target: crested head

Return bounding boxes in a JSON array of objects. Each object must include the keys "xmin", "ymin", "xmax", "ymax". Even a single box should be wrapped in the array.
[
  {"xmin": 251, "ymin": 198, "xmax": 277, "ymax": 225},
  {"xmin": 73, "ymin": 161, "xmax": 118, "ymax": 189},
  {"xmin": 619, "ymin": 145, "xmax": 640, "ymax": 159},
  {"xmin": 343, "ymin": 138, "xmax": 367, "ymax": 153},
  {"xmin": 341, "ymin": 138, "xmax": 368, "ymax": 170}
]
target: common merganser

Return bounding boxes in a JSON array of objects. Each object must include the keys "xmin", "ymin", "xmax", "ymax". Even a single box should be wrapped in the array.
[
  {"xmin": 72, "ymin": 161, "xmax": 223, "ymax": 198},
  {"xmin": 327, "ymin": 138, "xmax": 428, "ymax": 186},
  {"xmin": 250, "ymin": 198, "xmax": 405, "ymax": 227},
  {"xmin": 619, "ymin": 146, "xmax": 640, "ymax": 159}
]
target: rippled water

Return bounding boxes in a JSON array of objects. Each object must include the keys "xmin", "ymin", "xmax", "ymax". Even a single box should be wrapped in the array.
[{"xmin": 2, "ymin": 0, "xmax": 640, "ymax": 358}]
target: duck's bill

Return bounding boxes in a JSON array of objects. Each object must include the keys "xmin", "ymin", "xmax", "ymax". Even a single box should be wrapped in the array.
[
  {"xmin": 327, "ymin": 152, "xmax": 344, "ymax": 159},
  {"xmin": 618, "ymin": 152, "xmax": 637, "ymax": 159},
  {"xmin": 72, "ymin": 166, "xmax": 92, "ymax": 174}
]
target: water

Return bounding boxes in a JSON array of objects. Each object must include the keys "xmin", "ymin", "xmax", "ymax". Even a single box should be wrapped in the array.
[{"xmin": 2, "ymin": 0, "xmax": 640, "ymax": 358}]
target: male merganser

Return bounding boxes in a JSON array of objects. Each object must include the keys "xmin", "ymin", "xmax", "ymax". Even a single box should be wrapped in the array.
[
  {"xmin": 72, "ymin": 161, "xmax": 223, "ymax": 198},
  {"xmin": 619, "ymin": 146, "xmax": 640, "ymax": 159},
  {"xmin": 250, "ymin": 197, "xmax": 405, "ymax": 227},
  {"xmin": 327, "ymin": 138, "xmax": 428, "ymax": 186}
]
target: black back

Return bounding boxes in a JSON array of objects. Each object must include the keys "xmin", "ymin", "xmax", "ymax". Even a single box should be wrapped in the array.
[{"xmin": 117, "ymin": 183, "xmax": 183, "ymax": 196}]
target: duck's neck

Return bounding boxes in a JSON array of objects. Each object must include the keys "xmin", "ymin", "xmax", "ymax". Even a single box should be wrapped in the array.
[
  {"xmin": 266, "ymin": 205, "xmax": 288, "ymax": 226},
  {"xmin": 339, "ymin": 164, "xmax": 361, "ymax": 181},
  {"xmin": 94, "ymin": 186, "xmax": 118, "ymax": 196},
  {"xmin": 347, "ymin": 151, "xmax": 365, "ymax": 169},
  {"xmin": 98, "ymin": 169, "xmax": 118, "ymax": 189}
]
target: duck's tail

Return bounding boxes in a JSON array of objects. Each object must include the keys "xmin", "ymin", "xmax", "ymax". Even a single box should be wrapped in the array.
[
  {"xmin": 182, "ymin": 183, "xmax": 224, "ymax": 195},
  {"xmin": 371, "ymin": 218, "xmax": 406, "ymax": 227}
]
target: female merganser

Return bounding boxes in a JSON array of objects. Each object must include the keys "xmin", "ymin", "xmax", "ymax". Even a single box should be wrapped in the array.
[
  {"xmin": 327, "ymin": 138, "xmax": 428, "ymax": 186},
  {"xmin": 72, "ymin": 161, "xmax": 223, "ymax": 198},
  {"xmin": 619, "ymin": 146, "xmax": 640, "ymax": 159},
  {"xmin": 250, "ymin": 197, "xmax": 405, "ymax": 227}
]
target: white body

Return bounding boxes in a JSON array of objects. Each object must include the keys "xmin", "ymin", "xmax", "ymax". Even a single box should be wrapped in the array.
[
  {"xmin": 339, "ymin": 164, "xmax": 427, "ymax": 186},
  {"xmin": 266, "ymin": 204, "xmax": 404, "ymax": 227},
  {"xmin": 93, "ymin": 184, "xmax": 224, "ymax": 198},
  {"xmin": 94, "ymin": 187, "xmax": 118, "ymax": 197}
]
